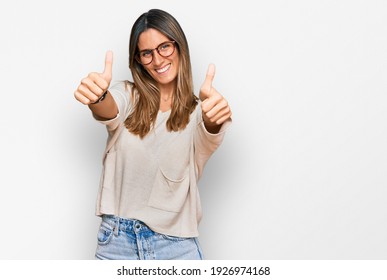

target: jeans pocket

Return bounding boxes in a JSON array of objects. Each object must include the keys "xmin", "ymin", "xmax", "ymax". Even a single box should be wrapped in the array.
[
  {"xmin": 159, "ymin": 233, "xmax": 189, "ymax": 242},
  {"xmin": 97, "ymin": 222, "xmax": 114, "ymax": 246}
]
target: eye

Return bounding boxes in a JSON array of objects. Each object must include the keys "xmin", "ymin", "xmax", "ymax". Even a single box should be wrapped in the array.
[
  {"xmin": 140, "ymin": 50, "xmax": 152, "ymax": 58},
  {"xmin": 159, "ymin": 42, "xmax": 172, "ymax": 51}
]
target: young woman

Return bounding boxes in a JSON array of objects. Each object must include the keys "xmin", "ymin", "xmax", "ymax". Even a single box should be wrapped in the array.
[{"xmin": 74, "ymin": 9, "xmax": 232, "ymax": 260}]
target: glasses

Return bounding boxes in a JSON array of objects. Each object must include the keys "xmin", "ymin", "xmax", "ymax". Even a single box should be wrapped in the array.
[{"xmin": 136, "ymin": 41, "xmax": 176, "ymax": 65}]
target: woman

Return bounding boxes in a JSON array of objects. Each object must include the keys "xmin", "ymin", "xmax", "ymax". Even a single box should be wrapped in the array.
[{"xmin": 74, "ymin": 9, "xmax": 232, "ymax": 260}]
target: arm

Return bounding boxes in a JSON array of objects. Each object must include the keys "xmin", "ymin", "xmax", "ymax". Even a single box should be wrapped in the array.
[
  {"xmin": 199, "ymin": 64, "xmax": 232, "ymax": 132},
  {"xmin": 194, "ymin": 64, "xmax": 232, "ymax": 178},
  {"xmin": 88, "ymin": 90, "xmax": 118, "ymax": 121},
  {"xmin": 194, "ymin": 110, "xmax": 232, "ymax": 179},
  {"xmin": 74, "ymin": 51, "xmax": 118, "ymax": 120}
]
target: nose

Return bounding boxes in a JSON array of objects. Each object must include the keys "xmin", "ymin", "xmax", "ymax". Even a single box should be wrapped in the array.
[{"xmin": 152, "ymin": 50, "xmax": 164, "ymax": 66}]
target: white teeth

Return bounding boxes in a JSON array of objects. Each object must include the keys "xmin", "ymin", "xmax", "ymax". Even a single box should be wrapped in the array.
[{"xmin": 156, "ymin": 64, "xmax": 171, "ymax": 74}]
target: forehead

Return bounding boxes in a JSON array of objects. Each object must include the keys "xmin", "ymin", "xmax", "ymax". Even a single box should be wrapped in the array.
[{"xmin": 138, "ymin": 28, "xmax": 170, "ymax": 50}]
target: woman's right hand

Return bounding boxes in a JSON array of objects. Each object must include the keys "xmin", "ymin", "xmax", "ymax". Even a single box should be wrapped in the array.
[{"xmin": 74, "ymin": 51, "xmax": 113, "ymax": 105}]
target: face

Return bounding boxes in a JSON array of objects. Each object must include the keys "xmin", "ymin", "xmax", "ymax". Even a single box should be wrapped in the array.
[{"xmin": 137, "ymin": 28, "xmax": 179, "ymax": 90}]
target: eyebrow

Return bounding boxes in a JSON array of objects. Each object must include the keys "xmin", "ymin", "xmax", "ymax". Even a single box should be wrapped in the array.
[{"xmin": 138, "ymin": 41, "xmax": 170, "ymax": 52}]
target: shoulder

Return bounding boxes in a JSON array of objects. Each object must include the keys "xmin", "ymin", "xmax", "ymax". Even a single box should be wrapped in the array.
[
  {"xmin": 109, "ymin": 80, "xmax": 133, "ymax": 95},
  {"xmin": 108, "ymin": 80, "xmax": 137, "ymax": 115},
  {"xmin": 110, "ymin": 80, "xmax": 138, "ymax": 102}
]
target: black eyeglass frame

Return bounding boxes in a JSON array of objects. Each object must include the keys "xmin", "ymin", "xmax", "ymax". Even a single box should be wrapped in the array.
[{"xmin": 135, "ymin": 41, "xmax": 177, "ymax": 65}]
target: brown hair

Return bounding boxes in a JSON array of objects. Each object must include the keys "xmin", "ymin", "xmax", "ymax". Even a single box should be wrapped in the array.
[{"xmin": 125, "ymin": 9, "xmax": 198, "ymax": 138}]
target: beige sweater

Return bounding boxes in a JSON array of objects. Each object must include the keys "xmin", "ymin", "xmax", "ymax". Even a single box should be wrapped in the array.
[{"xmin": 94, "ymin": 81, "xmax": 231, "ymax": 237}]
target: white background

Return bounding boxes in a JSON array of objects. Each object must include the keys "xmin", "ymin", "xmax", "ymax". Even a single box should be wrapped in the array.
[{"xmin": 0, "ymin": 0, "xmax": 386, "ymax": 260}]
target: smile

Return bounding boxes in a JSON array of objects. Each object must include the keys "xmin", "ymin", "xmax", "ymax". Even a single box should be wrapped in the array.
[{"xmin": 155, "ymin": 63, "xmax": 171, "ymax": 74}]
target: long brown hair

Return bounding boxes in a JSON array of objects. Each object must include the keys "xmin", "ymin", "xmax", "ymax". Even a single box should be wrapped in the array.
[{"xmin": 125, "ymin": 9, "xmax": 198, "ymax": 138}]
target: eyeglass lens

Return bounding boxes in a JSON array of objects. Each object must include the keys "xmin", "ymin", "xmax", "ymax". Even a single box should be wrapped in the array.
[{"xmin": 138, "ymin": 41, "xmax": 175, "ymax": 65}]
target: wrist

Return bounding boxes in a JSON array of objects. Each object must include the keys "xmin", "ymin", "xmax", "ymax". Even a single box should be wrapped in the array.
[
  {"xmin": 203, "ymin": 121, "xmax": 221, "ymax": 134},
  {"xmin": 91, "ymin": 91, "xmax": 108, "ymax": 104}
]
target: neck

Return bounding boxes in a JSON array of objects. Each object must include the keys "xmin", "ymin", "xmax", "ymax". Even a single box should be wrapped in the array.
[
  {"xmin": 159, "ymin": 84, "xmax": 175, "ymax": 102},
  {"xmin": 160, "ymin": 93, "xmax": 172, "ymax": 102},
  {"xmin": 158, "ymin": 81, "xmax": 175, "ymax": 95}
]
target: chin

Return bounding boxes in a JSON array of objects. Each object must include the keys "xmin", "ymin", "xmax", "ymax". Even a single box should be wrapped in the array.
[{"xmin": 154, "ymin": 75, "xmax": 176, "ymax": 85}]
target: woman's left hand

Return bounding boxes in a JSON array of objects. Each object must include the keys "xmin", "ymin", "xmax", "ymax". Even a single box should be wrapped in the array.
[{"xmin": 199, "ymin": 64, "xmax": 232, "ymax": 133}]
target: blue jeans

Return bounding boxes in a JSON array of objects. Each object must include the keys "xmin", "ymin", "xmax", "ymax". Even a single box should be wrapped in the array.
[{"xmin": 95, "ymin": 215, "xmax": 203, "ymax": 260}]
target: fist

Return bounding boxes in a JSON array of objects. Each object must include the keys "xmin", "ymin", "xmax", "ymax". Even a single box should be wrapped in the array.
[
  {"xmin": 199, "ymin": 64, "xmax": 232, "ymax": 126},
  {"xmin": 74, "ymin": 51, "xmax": 113, "ymax": 105}
]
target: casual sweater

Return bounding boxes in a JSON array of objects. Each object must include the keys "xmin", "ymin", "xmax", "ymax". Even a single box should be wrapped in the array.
[{"xmin": 94, "ymin": 81, "xmax": 231, "ymax": 237}]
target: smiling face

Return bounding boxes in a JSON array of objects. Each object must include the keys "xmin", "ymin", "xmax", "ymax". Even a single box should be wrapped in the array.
[{"xmin": 137, "ymin": 28, "xmax": 179, "ymax": 93}]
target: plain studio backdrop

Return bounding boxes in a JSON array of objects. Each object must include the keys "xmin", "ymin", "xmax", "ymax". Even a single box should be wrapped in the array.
[{"xmin": 0, "ymin": 0, "xmax": 386, "ymax": 260}]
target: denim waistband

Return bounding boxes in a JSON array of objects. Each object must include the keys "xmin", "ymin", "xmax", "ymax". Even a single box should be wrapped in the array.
[{"xmin": 101, "ymin": 214, "xmax": 149, "ymax": 235}]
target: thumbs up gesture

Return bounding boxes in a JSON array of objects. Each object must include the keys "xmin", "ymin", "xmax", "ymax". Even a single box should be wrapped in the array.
[
  {"xmin": 74, "ymin": 51, "xmax": 113, "ymax": 105},
  {"xmin": 199, "ymin": 64, "xmax": 232, "ymax": 132}
]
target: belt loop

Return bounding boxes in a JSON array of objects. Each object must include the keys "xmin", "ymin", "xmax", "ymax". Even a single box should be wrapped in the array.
[{"xmin": 113, "ymin": 217, "xmax": 119, "ymax": 236}]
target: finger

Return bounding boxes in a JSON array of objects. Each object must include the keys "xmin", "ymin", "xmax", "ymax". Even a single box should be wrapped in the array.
[
  {"xmin": 77, "ymin": 84, "xmax": 99, "ymax": 103},
  {"xmin": 102, "ymin": 50, "xmax": 113, "ymax": 80},
  {"xmin": 201, "ymin": 93, "xmax": 222, "ymax": 113},
  {"xmin": 199, "ymin": 64, "xmax": 216, "ymax": 100},
  {"xmin": 74, "ymin": 90, "xmax": 92, "ymax": 105},
  {"xmin": 203, "ymin": 104, "xmax": 229, "ymax": 124},
  {"xmin": 88, "ymin": 72, "xmax": 109, "ymax": 92},
  {"xmin": 214, "ymin": 111, "xmax": 232, "ymax": 125},
  {"xmin": 81, "ymin": 77, "xmax": 105, "ymax": 96},
  {"xmin": 204, "ymin": 105, "xmax": 231, "ymax": 124},
  {"xmin": 204, "ymin": 63, "xmax": 216, "ymax": 88},
  {"xmin": 203, "ymin": 99, "xmax": 229, "ymax": 119}
]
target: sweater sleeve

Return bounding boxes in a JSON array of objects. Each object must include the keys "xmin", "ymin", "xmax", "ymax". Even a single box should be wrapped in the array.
[
  {"xmin": 92, "ymin": 81, "xmax": 132, "ymax": 132},
  {"xmin": 193, "ymin": 103, "xmax": 232, "ymax": 180}
]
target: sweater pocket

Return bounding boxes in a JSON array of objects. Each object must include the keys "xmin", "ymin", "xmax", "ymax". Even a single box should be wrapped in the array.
[{"xmin": 147, "ymin": 166, "xmax": 190, "ymax": 213}]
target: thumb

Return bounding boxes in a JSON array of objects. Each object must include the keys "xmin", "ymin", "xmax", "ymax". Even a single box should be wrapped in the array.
[
  {"xmin": 102, "ymin": 50, "xmax": 113, "ymax": 81},
  {"xmin": 200, "ymin": 64, "xmax": 216, "ymax": 100},
  {"xmin": 203, "ymin": 63, "xmax": 215, "ymax": 89}
]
